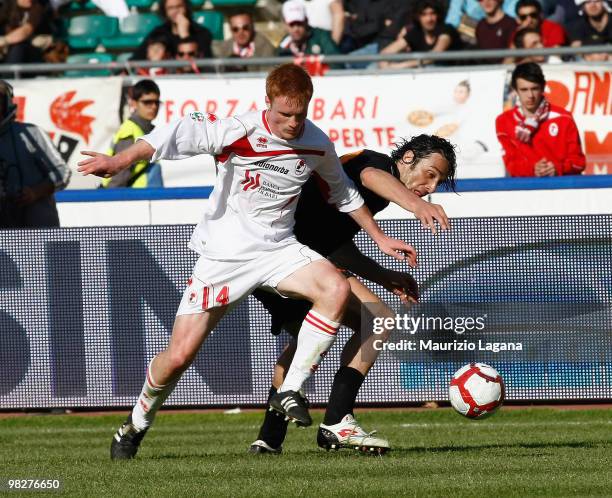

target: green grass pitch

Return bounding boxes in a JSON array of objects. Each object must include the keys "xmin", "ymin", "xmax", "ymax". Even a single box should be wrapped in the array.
[{"xmin": 1, "ymin": 408, "xmax": 611, "ymax": 497}]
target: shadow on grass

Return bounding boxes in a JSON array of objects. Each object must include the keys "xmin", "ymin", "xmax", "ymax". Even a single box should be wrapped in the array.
[
  {"xmin": 392, "ymin": 439, "xmax": 611, "ymax": 455},
  {"xmin": 143, "ymin": 439, "xmax": 611, "ymax": 461}
]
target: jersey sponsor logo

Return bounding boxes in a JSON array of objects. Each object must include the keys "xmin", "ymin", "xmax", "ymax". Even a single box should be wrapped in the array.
[
  {"xmin": 549, "ymin": 122, "xmax": 559, "ymax": 137},
  {"xmin": 256, "ymin": 137, "xmax": 268, "ymax": 148},
  {"xmin": 241, "ymin": 170, "xmax": 261, "ymax": 191},
  {"xmin": 253, "ymin": 160, "xmax": 289, "ymax": 175},
  {"xmin": 295, "ymin": 159, "xmax": 307, "ymax": 175}
]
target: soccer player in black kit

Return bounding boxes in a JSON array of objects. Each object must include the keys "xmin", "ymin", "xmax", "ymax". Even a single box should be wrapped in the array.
[{"xmin": 250, "ymin": 134, "xmax": 457, "ymax": 454}]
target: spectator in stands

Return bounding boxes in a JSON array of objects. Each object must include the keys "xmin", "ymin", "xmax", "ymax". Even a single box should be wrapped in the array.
[
  {"xmin": 100, "ymin": 80, "xmax": 163, "ymax": 189},
  {"xmin": 0, "ymin": 0, "xmax": 53, "ymax": 64},
  {"xmin": 547, "ymin": 0, "xmax": 581, "ymax": 27},
  {"xmin": 341, "ymin": 0, "xmax": 387, "ymax": 54},
  {"xmin": 495, "ymin": 63, "xmax": 586, "ymax": 177},
  {"xmin": 136, "ymin": 33, "xmax": 172, "ymax": 76},
  {"xmin": 277, "ymin": 0, "xmax": 340, "ymax": 57},
  {"xmin": 580, "ymin": 36, "xmax": 611, "ymax": 60},
  {"xmin": 379, "ymin": 0, "xmax": 463, "ymax": 69},
  {"xmin": 445, "ymin": 0, "xmax": 519, "ymax": 28},
  {"xmin": 0, "ymin": 80, "xmax": 70, "ymax": 228},
  {"xmin": 214, "ymin": 11, "xmax": 275, "ymax": 72},
  {"xmin": 514, "ymin": 0, "xmax": 567, "ymax": 46},
  {"xmin": 301, "ymin": 0, "xmax": 345, "ymax": 45},
  {"xmin": 377, "ymin": 0, "xmax": 414, "ymax": 50},
  {"xmin": 50, "ymin": 0, "xmax": 129, "ymax": 19},
  {"xmin": 132, "ymin": 0, "xmax": 213, "ymax": 62},
  {"xmin": 513, "ymin": 27, "xmax": 547, "ymax": 62},
  {"xmin": 569, "ymin": 0, "xmax": 612, "ymax": 46},
  {"xmin": 476, "ymin": 0, "xmax": 518, "ymax": 61},
  {"xmin": 175, "ymin": 37, "xmax": 201, "ymax": 74}
]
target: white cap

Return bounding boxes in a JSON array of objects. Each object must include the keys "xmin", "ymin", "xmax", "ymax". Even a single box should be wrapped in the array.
[
  {"xmin": 575, "ymin": 0, "xmax": 612, "ymax": 13},
  {"xmin": 282, "ymin": 0, "xmax": 307, "ymax": 24}
]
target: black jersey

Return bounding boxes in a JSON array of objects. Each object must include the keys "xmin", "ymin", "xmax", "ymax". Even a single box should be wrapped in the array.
[{"xmin": 293, "ymin": 149, "xmax": 399, "ymax": 256}]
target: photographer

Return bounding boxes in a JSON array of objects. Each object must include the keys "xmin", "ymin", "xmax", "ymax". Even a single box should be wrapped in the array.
[{"xmin": 0, "ymin": 80, "xmax": 70, "ymax": 228}]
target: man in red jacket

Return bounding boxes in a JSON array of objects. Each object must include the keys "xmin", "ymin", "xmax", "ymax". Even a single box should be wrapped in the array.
[{"xmin": 496, "ymin": 62, "xmax": 586, "ymax": 177}]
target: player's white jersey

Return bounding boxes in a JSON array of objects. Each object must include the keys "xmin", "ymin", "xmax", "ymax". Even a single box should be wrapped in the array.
[{"xmin": 141, "ymin": 110, "xmax": 364, "ymax": 259}]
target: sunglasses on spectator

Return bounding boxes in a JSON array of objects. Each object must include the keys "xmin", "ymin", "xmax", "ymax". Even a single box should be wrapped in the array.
[
  {"xmin": 138, "ymin": 99, "xmax": 161, "ymax": 106},
  {"xmin": 288, "ymin": 21, "xmax": 306, "ymax": 28},
  {"xmin": 518, "ymin": 12, "xmax": 539, "ymax": 20},
  {"xmin": 231, "ymin": 25, "xmax": 252, "ymax": 32},
  {"xmin": 178, "ymin": 50, "xmax": 197, "ymax": 56}
]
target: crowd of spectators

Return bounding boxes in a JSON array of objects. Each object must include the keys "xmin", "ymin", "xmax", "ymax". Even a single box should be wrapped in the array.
[{"xmin": 0, "ymin": 0, "xmax": 609, "ymax": 71}]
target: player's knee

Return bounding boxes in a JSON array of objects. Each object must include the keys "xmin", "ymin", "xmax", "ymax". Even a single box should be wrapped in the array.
[
  {"xmin": 166, "ymin": 349, "xmax": 195, "ymax": 375},
  {"xmin": 324, "ymin": 275, "xmax": 351, "ymax": 311}
]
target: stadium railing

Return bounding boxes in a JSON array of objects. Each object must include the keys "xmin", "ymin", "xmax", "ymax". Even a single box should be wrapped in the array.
[
  {"xmin": 1, "ymin": 45, "xmax": 610, "ymax": 78},
  {"xmin": 55, "ymin": 175, "xmax": 612, "ymax": 203}
]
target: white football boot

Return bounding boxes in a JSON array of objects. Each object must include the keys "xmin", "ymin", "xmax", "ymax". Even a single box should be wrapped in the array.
[{"xmin": 317, "ymin": 414, "xmax": 390, "ymax": 454}]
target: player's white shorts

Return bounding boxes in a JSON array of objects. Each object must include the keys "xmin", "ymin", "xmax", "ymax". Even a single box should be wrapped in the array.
[{"xmin": 177, "ymin": 242, "xmax": 323, "ymax": 315}]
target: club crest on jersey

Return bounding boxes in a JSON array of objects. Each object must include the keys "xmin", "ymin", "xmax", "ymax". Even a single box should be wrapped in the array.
[
  {"xmin": 256, "ymin": 136, "xmax": 268, "ymax": 148},
  {"xmin": 295, "ymin": 159, "xmax": 307, "ymax": 175},
  {"xmin": 549, "ymin": 122, "xmax": 558, "ymax": 137},
  {"xmin": 189, "ymin": 111, "xmax": 205, "ymax": 122},
  {"xmin": 189, "ymin": 111, "xmax": 217, "ymax": 123}
]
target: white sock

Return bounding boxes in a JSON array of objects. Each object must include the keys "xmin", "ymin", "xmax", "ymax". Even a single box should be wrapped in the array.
[
  {"xmin": 278, "ymin": 310, "xmax": 340, "ymax": 393},
  {"xmin": 131, "ymin": 358, "xmax": 179, "ymax": 431}
]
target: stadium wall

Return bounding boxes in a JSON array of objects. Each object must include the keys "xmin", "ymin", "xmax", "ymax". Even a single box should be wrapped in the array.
[{"xmin": 1, "ymin": 206, "xmax": 611, "ymax": 409}]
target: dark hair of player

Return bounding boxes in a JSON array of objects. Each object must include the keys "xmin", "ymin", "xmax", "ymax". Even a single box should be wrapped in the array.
[
  {"xmin": 515, "ymin": 0, "xmax": 542, "ymax": 15},
  {"xmin": 511, "ymin": 62, "xmax": 546, "ymax": 90},
  {"xmin": 266, "ymin": 63, "xmax": 314, "ymax": 107},
  {"xmin": 390, "ymin": 134, "xmax": 457, "ymax": 192},
  {"xmin": 130, "ymin": 80, "xmax": 161, "ymax": 101}
]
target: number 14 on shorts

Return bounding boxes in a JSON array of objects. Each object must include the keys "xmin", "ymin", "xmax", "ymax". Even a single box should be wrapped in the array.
[{"xmin": 185, "ymin": 277, "xmax": 230, "ymax": 311}]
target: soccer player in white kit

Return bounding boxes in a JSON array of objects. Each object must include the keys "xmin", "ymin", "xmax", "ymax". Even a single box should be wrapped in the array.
[{"xmin": 78, "ymin": 64, "xmax": 417, "ymax": 460}]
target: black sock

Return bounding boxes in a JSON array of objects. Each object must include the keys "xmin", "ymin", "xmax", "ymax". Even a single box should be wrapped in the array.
[
  {"xmin": 256, "ymin": 386, "xmax": 288, "ymax": 449},
  {"xmin": 323, "ymin": 366, "xmax": 365, "ymax": 426}
]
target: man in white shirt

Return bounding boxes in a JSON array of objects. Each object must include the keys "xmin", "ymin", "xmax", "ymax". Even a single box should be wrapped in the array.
[{"xmin": 78, "ymin": 63, "xmax": 416, "ymax": 460}]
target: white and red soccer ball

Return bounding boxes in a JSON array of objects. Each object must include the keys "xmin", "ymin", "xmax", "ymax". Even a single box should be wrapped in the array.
[{"xmin": 449, "ymin": 363, "xmax": 505, "ymax": 419}]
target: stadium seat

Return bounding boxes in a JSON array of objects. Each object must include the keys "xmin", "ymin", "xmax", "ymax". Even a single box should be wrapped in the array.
[
  {"xmin": 67, "ymin": 15, "xmax": 119, "ymax": 50},
  {"xmin": 126, "ymin": 0, "xmax": 156, "ymax": 8},
  {"xmin": 193, "ymin": 11, "xmax": 224, "ymax": 41},
  {"xmin": 102, "ymin": 13, "xmax": 163, "ymax": 50},
  {"xmin": 210, "ymin": 0, "xmax": 257, "ymax": 6},
  {"xmin": 70, "ymin": 1, "xmax": 97, "ymax": 11},
  {"xmin": 116, "ymin": 52, "xmax": 134, "ymax": 63},
  {"xmin": 65, "ymin": 53, "xmax": 116, "ymax": 77},
  {"xmin": 189, "ymin": 0, "xmax": 205, "ymax": 7}
]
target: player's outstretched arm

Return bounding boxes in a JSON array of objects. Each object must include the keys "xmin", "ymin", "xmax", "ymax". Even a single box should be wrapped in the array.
[
  {"xmin": 329, "ymin": 241, "xmax": 419, "ymax": 303},
  {"xmin": 347, "ymin": 204, "xmax": 417, "ymax": 267},
  {"xmin": 360, "ymin": 167, "xmax": 450, "ymax": 234},
  {"xmin": 78, "ymin": 140, "xmax": 155, "ymax": 178}
]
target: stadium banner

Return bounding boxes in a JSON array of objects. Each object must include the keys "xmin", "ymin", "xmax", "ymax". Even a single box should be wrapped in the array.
[
  {"xmin": 10, "ymin": 77, "xmax": 123, "ymax": 189},
  {"xmin": 1, "ymin": 216, "xmax": 610, "ymax": 410},
  {"xmin": 542, "ymin": 65, "xmax": 612, "ymax": 175},
  {"xmin": 153, "ymin": 69, "xmax": 507, "ymax": 181}
]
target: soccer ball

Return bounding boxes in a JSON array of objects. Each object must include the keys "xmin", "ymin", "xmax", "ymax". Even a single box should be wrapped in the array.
[{"xmin": 449, "ymin": 363, "xmax": 505, "ymax": 419}]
